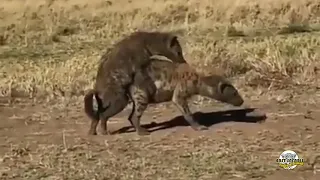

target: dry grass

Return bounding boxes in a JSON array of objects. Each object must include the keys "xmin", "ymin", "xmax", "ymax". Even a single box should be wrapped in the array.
[
  {"xmin": 0, "ymin": 0, "xmax": 320, "ymax": 100},
  {"xmin": 1, "ymin": 1, "xmax": 320, "ymax": 179}
]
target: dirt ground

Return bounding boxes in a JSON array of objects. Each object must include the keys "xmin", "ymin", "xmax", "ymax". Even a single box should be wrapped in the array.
[
  {"xmin": 1, "ymin": 0, "xmax": 320, "ymax": 179},
  {"xmin": 0, "ymin": 87, "xmax": 319, "ymax": 180}
]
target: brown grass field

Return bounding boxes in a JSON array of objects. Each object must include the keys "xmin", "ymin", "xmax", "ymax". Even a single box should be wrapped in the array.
[{"xmin": 0, "ymin": 0, "xmax": 320, "ymax": 179}]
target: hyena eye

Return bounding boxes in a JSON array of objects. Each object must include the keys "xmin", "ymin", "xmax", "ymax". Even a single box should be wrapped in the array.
[{"xmin": 230, "ymin": 88, "xmax": 238, "ymax": 96}]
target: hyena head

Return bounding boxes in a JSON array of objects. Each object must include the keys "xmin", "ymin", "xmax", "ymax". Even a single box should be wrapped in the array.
[
  {"xmin": 142, "ymin": 32, "xmax": 186, "ymax": 63},
  {"xmin": 199, "ymin": 75, "xmax": 244, "ymax": 106}
]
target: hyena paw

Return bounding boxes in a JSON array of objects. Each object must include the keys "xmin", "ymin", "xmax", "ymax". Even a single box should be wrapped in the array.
[
  {"xmin": 101, "ymin": 130, "xmax": 110, "ymax": 135},
  {"xmin": 137, "ymin": 128, "xmax": 150, "ymax": 136},
  {"xmin": 88, "ymin": 130, "xmax": 98, "ymax": 135},
  {"xmin": 192, "ymin": 125, "xmax": 208, "ymax": 131}
]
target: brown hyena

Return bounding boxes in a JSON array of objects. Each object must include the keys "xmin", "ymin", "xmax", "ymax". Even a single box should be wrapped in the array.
[
  {"xmin": 124, "ymin": 59, "xmax": 244, "ymax": 135},
  {"xmin": 84, "ymin": 31, "xmax": 187, "ymax": 135}
]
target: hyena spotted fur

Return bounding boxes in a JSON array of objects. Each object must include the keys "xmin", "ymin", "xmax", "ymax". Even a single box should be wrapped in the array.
[
  {"xmin": 107, "ymin": 58, "xmax": 244, "ymax": 135},
  {"xmin": 84, "ymin": 31, "xmax": 187, "ymax": 135}
]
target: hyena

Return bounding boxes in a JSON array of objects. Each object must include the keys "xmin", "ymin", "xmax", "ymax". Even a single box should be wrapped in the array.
[
  {"xmin": 104, "ymin": 58, "xmax": 244, "ymax": 135},
  {"xmin": 84, "ymin": 31, "xmax": 187, "ymax": 135}
]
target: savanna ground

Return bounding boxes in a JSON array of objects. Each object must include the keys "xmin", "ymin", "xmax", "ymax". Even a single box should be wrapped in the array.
[{"xmin": 0, "ymin": 0, "xmax": 320, "ymax": 179}]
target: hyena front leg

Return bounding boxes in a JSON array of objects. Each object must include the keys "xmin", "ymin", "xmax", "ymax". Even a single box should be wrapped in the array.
[
  {"xmin": 128, "ymin": 85, "xmax": 150, "ymax": 135},
  {"xmin": 172, "ymin": 86, "xmax": 208, "ymax": 131}
]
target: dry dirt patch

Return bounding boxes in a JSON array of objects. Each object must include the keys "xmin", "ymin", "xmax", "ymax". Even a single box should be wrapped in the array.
[
  {"xmin": 0, "ymin": 0, "xmax": 320, "ymax": 179},
  {"xmin": 0, "ymin": 92, "xmax": 319, "ymax": 179}
]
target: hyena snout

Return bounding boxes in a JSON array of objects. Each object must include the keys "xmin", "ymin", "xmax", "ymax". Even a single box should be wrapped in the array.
[
  {"xmin": 227, "ymin": 95, "xmax": 244, "ymax": 107},
  {"xmin": 219, "ymin": 84, "xmax": 244, "ymax": 107}
]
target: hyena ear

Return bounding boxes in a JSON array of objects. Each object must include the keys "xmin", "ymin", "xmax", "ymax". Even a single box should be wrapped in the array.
[
  {"xmin": 167, "ymin": 35, "xmax": 179, "ymax": 49},
  {"xmin": 218, "ymin": 82, "xmax": 233, "ymax": 95},
  {"xmin": 218, "ymin": 82, "xmax": 226, "ymax": 94}
]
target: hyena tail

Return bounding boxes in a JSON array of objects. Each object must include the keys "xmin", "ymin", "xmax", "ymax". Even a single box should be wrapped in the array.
[{"xmin": 84, "ymin": 89, "xmax": 100, "ymax": 121}]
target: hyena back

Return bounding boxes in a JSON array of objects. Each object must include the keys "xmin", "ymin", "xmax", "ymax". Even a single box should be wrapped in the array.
[
  {"xmin": 84, "ymin": 31, "xmax": 187, "ymax": 135},
  {"xmin": 127, "ymin": 59, "xmax": 244, "ymax": 135}
]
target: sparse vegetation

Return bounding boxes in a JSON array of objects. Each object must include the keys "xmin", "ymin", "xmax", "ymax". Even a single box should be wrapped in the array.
[
  {"xmin": 0, "ymin": 0, "xmax": 320, "ymax": 179},
  {"xmin": 0, "ymin": 0, "xmax": 320, "ymax": 99}
]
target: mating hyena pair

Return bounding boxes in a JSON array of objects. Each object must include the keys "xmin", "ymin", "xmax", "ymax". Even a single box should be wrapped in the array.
[
  {"xmin": 84, "ymin": 31, "xmax": 244, "ymax": 136},
  {"xmin": 84, "ymin": 31, "xmax": 187, "ymax": 135}
]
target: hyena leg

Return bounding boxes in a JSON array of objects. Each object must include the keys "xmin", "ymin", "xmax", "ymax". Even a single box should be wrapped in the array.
[
  {"xmin": 99, "ymin": 91, "xmax": 129, "ymax": 135},
  {"xmin": 89, "ymin": 119, "xmax": 99, "ymax": 135},
  {"xmin": 87, "ymin": 93, "xmax": 102, "ymax": 135},
  {"xmin": 127, "ymin": 97, "xmax": 135, "ymax": 127},
  {"xmin": 128, "ymin": 86, "xmax": 150, "ymax": 136},
  {"xmin": 127, "ymin": 70, "xmax": 156, "ymax": 135},
  {"xmin": 172, "ymin": 87, "xmax": 208, "ymax": 131}
]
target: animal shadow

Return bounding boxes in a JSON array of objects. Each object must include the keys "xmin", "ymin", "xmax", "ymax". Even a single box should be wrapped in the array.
[{"xmin": 111, "ymin": 108, "xmax": 267, "ymax": 135}]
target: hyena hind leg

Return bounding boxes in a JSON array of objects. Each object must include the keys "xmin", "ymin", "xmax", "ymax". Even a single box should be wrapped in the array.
[
  {"xmin": 172, "ymin": 88, "xmax": 208, "ymax": 131},
  {"xmin": 89, "ymin": 119, "xmax": 99, "ymax": 135},
  {"xmin": 99, "ymin": 91, "xmax": 129, "ymax": 135},
  {"xmin": 86, "ymin": 92, "xmax": 101, "ymax": 136},
  {"xmin": 128, "ymin": 86, "xmax": 150, "ymax": 136}
]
